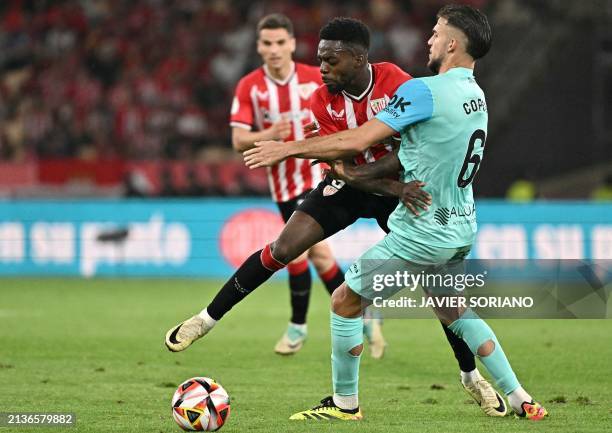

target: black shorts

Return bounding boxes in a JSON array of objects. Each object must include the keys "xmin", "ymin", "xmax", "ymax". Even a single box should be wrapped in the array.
[
  {"xmin": 276, "ymin": 190, "xmax": 311, "ymax": 223},
  {"xmin": 296, "ymin": 176, "xmax": 399, "ymax": 238}
]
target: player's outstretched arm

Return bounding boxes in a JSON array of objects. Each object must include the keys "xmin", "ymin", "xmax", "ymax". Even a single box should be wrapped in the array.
[
  {"xmin": 232, "ymin": 120, "xmax": 292, "ymax": 153},
  {"xmin": 244, "ymin": 118, "xmax": 394, "ymax": 168}
]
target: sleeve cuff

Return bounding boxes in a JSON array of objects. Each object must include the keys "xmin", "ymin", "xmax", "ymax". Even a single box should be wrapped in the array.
[{"xmin": 230, "ymin": 122, "xmax": 252, "ymax": 130}]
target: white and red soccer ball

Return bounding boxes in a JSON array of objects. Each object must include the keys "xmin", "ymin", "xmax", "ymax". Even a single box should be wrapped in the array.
[{"xmin": 171, "ymin": 377, "xmax": 230, "ymax": 431}]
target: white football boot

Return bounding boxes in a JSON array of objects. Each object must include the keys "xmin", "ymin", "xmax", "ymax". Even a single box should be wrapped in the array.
[{"xmin": 462, "ymin": 370, "xmax": 508, "ymax": 417}]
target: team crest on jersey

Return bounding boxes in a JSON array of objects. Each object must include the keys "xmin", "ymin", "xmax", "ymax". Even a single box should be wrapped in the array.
[
  {"xmin": 323, "ymin": 185, "xmax": 339, "ymax": 196},
  {"xmin": 298, "ymin": 82, "xmax": 319, "ymax": 100},
  {"xmin": 370, "ymin": 97, "xmax": 388, "ymax": 114}
]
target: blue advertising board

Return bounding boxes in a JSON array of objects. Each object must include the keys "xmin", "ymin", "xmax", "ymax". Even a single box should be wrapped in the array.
[{"xmin": 0, "ymin": 200, "xmax": 610, "ymax": 277}]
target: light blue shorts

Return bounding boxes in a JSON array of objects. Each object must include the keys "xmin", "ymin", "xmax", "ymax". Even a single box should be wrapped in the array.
[{"xmin": 345, "ymin": 231, "xmax": 472, "ymax": 300}]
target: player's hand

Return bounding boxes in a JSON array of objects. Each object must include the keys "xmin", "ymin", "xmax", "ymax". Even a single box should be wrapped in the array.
[
  {"xmin": 244, "ymin": 141, "xmax": 288, "ymax": 168},
  {"xmin": 329, "ymin": 159, "xmax": 356, "ymax": 183},
  {"xmin": 303, "ymin": 121, "xmax": 320, "ymax": 138},
  {"xmin": 270, "ymin": 119, "xmax": 292, "ymax": 140},
  {"xmin": 400, "ymin": 181, "xmax": 432, "ymax": 216}
]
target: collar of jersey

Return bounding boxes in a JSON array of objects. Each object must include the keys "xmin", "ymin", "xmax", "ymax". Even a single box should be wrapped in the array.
[
  {"xmin": 263, "ymin": 62, "xmax": 296, "ymax": 86},
  {"xmin": 446, "ymin": 67, "xmax": 474, "ymax": 77},
  {"xmin": 342, "ymin": 64, "xmax": 374, "ymax": 102}
]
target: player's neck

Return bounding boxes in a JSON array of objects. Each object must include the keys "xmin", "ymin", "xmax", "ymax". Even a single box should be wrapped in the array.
[
  {"xmin": 344, "ymin": 65, "xmax": 371, "ymax": 96},
  {"xmin": 265, "ymin": 61, "xmax": 294, "ymax": 82},
  {"xmin": 438, "ymin": 56, "xmax": 475, "ymax": 74}
]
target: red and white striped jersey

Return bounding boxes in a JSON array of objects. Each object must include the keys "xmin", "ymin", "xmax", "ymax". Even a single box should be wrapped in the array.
[
  {"xmin": 230, "ymin": 62, "xmax": 323, "ymax": 203},
  {"xmin": 310, "ymin": 62, "xmax": 412, "ymax": 165}
]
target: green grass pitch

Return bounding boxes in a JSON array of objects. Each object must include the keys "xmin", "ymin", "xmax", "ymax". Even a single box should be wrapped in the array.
[{"xmin": 1, "ymin": 278, "xmax": 610, "ymax": 432}]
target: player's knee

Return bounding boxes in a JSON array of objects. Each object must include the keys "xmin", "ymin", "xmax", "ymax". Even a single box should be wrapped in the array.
[
  {"xmin": 331, "ymin": 284, "xmax": 362, "ymax": 317},
  {"xmin": 477, "ymin": 339, "xmax": 495, "ymax": 357},
  {"xmin": 349, "ymin": 343, "xmax": 363, "ymax": 356},
  {"xmin": 331, "ymin": 287, "xmax": 342, "ymax": 313},
  {"xmin": 270, "ymin": 240, "xmax": 297, "ymax": 265}
]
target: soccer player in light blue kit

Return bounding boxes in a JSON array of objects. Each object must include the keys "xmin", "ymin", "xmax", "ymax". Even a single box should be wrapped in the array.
[{"xmin": 245, "ymin": 4, "xmax": 548, "ymax": 421}]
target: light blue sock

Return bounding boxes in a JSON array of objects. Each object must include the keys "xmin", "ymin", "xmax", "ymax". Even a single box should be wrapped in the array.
[
  {"xmin": 331, "ymin": 312, "xmax": 363, "ymax": 396},
  {"xmin": 448, "ymin": 309, "xmax": 520, "ymax": 395}
]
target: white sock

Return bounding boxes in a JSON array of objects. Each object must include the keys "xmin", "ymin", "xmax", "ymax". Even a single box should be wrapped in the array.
[
  {"xmin": 333, "ymin": 394, "xmax": 358, "ymax": 411},
  {"xmin": 507, "ymin": 386, "xmax": 532, "ymax": 413},
  {"xmin": 289, "ymin": 322, "xmax": 307, "ymax": 332},
  {"xmin": 460, "ymin": 368, "xmax": 480, "ymax": 386},
  {"xmin": 197, "ymin": 308, "xmax": 217, "ymax": 329}
]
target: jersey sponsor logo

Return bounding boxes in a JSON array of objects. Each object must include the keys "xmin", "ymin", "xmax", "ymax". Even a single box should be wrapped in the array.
[
  {"xmin": 261, "ymin": 108, "xmax": 311, "ymax": 123},
  {"xmin": 434, "ymin": 204, "xmax": 477, "ymax": 226},
  {"xmin": 388, "ymin": 94, "xmax": 411, "ymax": 112},
  {"xmin": 230, "ymin": 97, "xmax": 240, "ymax": 115},
  {"xmin": 298, "ymin": 82, "xmax": 319, "ymax": 100},
  {"xmin": 382, "ymin": 105, "xmax": 400, "ymax": 119},
  {"xmin": 434, "ymin": 208, "xmax": 450, "ymax": 226},
  {"xmin": 369, "ymin": 97, "xmax": 388, "ymax": 114}
]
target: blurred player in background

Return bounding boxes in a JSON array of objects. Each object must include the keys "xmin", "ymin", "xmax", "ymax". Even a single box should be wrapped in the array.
[
  {"xmin": 247, "ymin": 5, "xmax": 547, "ymax": 421},
  {"xmin": 167, "ymin": 16, "xmax": 506, "ymax": 417},
  {"xmin": 228, "ymin": 13, "xmax": 346, "ymax": 355}
]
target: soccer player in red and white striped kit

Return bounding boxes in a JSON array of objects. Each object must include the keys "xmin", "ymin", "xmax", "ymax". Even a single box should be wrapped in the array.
[{"xmin": 226, "ymin": 13, "xmax": 385, "ymax": 355}]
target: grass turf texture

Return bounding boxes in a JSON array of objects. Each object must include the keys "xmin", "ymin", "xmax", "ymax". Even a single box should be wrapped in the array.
[{"xmin": 1, "ymin": 278, "xmax": 610, "ymax": 433}]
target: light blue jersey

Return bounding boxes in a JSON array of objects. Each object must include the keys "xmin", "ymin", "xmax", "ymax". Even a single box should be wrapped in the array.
[{"xmin": 375, "ymin": 67, "xmax": 487, "ymax": 248}]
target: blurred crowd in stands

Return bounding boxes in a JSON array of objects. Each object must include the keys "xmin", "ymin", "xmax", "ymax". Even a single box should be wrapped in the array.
[{"xmin": 0, "ymin": 0, "xmax": 497, "ymax": 196}]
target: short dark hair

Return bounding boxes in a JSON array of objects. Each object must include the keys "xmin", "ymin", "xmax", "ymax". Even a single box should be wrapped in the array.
[
  {"xmin": 437, "ymin": 4, "xmax": 492, "ymax": 60},
  {"xmin": 257, "ymin": 13, "xmax": 294, "ymax": 36},
  {"xmin": 319, "ymin": 17, "xmax": 370, "ymax": 52}
]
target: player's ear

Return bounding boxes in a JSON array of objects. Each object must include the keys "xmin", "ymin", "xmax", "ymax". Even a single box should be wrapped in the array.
[
  {"xmin": 289, "ymin": 37, "xmax": 296, "ymax": 54},
  {"xmin": 354, "ymin": 53, "xmax": 366, "ymax": 68}
]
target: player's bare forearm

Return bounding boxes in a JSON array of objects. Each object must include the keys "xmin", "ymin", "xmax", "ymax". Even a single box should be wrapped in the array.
[
  {"xmin": 244, "ymin": 119, "xmax": 396, "ymax": 169},
  {"xmin": 232, "ymin": 128, "xmax": 273, "ymax": 153},
  {"xmin": 287, "ymin": 129, "xmax": 366, "ymax": 160},
  {"xmin": 347, "ymin": 148, "xmax": 401, "ymax": 181},
  {"xmin": 329, "ymin": 150, "xmax": 400, "ymax": 187},
  {"xmin": 288, "ymin": 119, "xmax": 396, "ymax": 161},
  {"xmin": 232, "ymin": 121, "xmax": 291, "ymax": 154}
]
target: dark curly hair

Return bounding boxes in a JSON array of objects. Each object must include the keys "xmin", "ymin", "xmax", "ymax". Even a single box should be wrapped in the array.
[{"xmin": 319, "ymin": 17, "xmax": 370, "ymax": 52}]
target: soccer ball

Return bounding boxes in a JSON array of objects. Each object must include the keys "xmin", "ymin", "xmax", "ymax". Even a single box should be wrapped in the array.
[{"xmin": 171, "ymin": 377, "xmax": 231, "ymax": 431}]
